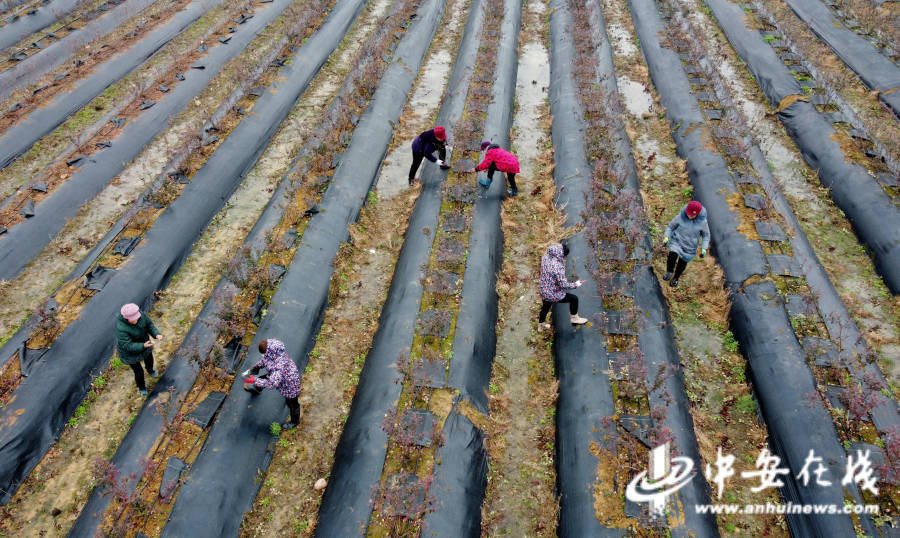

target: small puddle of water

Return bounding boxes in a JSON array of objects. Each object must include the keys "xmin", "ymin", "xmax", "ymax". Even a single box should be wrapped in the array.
[
  {"xmin": 617, "ymin": 75, "xmax": 652, "ymax": 117},
  {"xmin": 608, "ymin": 22, "xmax": 638, "ymax": 57},
  {"xmin": 512, "ymin": 41, "xmax": 550, "ymax": 178}
]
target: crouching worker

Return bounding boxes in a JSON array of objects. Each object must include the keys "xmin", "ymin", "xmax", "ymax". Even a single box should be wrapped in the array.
[
  {"xmin": 243, "ymin": 339, "xmax": 301, "ymax": 430},
  {"xmin": 470, "ymin": 141, "xmax": 520, "ymax": 196},
  {"xmin": 116, "ymin": 303, "xmax": 163, "ymax": 397},
  {"xmin": 409, "ymin": 126, "xmax": 450, "ymax": 185},
  {"xmin": 662, "ymin": 200, "xmax": 710, "ymax": 288},
  {"xmin": 538, "ymin": 242, "xmax": 588, "ymax": 330}
]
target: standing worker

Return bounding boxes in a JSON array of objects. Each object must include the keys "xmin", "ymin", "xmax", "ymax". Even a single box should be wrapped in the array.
[
  {"xmin": 409, "ymin": 126, "xmax": 450, "ymax": 185},
  {"xmin": 662, "ymin": 200, "xmax": 710, "ymax": 288},
  {"xmin": 538, "ymin": 242, "xmax": 588, "ymax": 329},
  {"xmin": 116, "ymin": 303, "xmax": 163, "ymax": 397},
  {"xmin": 243, "ymin": 339, "xmax": 302, "ymax": 430},
  {"xmin": 470, "ymin": 141, "xmax": 520, "ymax": 196}
]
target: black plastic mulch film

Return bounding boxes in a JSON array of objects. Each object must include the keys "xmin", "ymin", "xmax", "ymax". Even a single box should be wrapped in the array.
[
  {"xmin": 548, "ymin": 0, "xmax": 716, "ymax": 534},
  {"xmin": 159, "ymin": 0, "xmax": 444, "ymax": 534},
  {"xmin": 423, "ymin": 0, "xmax": 518, "ymax": 532},
  {"xmin": 628, "ymin": 0, "xmax": 886, "ymax": 533},
  {"xmin": 0, "ymin": 0, "xmax": 162, "ymax": 100},
  {"xmin": 0, "ymin": 0, "xmax": 226, "ymax": 171},
  {"xmin": 0, "ymin": 0, "xmax": 80, "ymax": 50},
  {"xmin": 68, "ymin": 0, "xmax": 373, "ymax": 529},
  {"xmin": 313, "ymin": 0, "xmax": 485, "ymax": 533},
  {"xmin": 701, "ymin": 0, "xmax": 900, "ymax": 295},
  {"xmin": 0, "ymin": 0, "xmax": 294, "ymax": 281},
  {"xmin": 0, "ymin": 0, "xmax": 362, "ymax": 504},
  {"xmin": 779, "ymin": 0, "xmax": 900, "ymax": 116}
]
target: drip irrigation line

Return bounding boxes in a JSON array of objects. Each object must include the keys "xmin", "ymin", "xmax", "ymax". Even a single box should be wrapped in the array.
[
  {"xmin": 314, "ymin": 0, "xmax": 484, "ymax": 532},
  {"xmin": 159, "ymin": 0, "xmax": 443, "ymax": 533},
  {"xmin": 0, "ymin": 0, "xmax": 360, "ymax": 503}
]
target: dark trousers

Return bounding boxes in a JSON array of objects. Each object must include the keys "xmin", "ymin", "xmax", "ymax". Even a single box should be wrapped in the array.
[
  {"xmin": 286, "ymin": 396, "xmax": 300, "ymax": 425},
  {"xmin": 409, "ymin": 147, "xmax": 446, "ymax": 181},
  {"xmin": 666, "ymin": 251, "xmax": 689, "ymax": 280},
  {"xmin": 539, "ymin": 292, "xmax": 578, "ymax": 323},
  {"xmin": 128, "ymin": 352, "xmax": 154, "ymax": 391},
  {"xmin": 487, "ymin": 162, "xmax": 517, "ymax": 191}
]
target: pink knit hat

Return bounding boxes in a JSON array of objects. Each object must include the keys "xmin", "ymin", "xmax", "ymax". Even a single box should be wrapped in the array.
[{"xmin": 120, "ymin": 303, "xmax": 141, "ymax": 321}]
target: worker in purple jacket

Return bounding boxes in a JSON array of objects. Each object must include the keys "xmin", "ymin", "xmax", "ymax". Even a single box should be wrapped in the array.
[
  {"xmin": 243, "ymin": 339, "xmax": 302, "ymax": 430},
  {"xmin": 409, "ymin": 126, "xmax": 450, "ymax": 185}
]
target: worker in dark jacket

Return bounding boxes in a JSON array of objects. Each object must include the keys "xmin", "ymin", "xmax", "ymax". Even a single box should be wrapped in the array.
[
  {"xmin": 470, "ymin": 141, "xmax": 521, "ymax": 196},
  {"xmin": 662, "ymin": 200, "xmax": 710, "ymax": 287},
  {"xmin": 409, "ymin": 126, "xmax": 450, "ymax": 185},
  {"xmin": 115, "ymin": 303, "xmax": 163, "ymax": 396}
]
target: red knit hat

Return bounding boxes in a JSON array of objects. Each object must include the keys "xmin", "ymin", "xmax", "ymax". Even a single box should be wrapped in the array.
[
  {"xmin": 686, "ymin": 200, "xmax": 702, "ymax": 217},
  {"xmin": 434, "ymin": 126, "xmax": 446, "ymax": 140}
]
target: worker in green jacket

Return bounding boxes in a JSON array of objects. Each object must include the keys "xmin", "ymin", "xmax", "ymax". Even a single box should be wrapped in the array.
[{"xmin": 116, "ymin": 303, "xmax": 163, "ymax": 396}]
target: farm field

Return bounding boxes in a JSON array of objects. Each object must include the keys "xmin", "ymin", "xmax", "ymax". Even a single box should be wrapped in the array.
[{"xmin": 0, "ymin": 0, "xmax": 898, "ymax": 534}]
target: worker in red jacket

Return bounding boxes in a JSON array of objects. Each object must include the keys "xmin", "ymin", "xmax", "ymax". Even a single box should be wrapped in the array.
[{"xmin": 470, "ymin": 141, "xmax": 520, "ymax": 196}]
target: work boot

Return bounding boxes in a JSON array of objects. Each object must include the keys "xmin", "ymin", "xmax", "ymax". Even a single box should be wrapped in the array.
[
  {"xmin": 669, "ymin": 277, "xmax": 679, "ymax": 288},
  {"xmin": 139, "ymin": 389, "xmax": 148, "ymax": 397},
  {"xmin": 570, "ymin": 314, "xmax": 588, "ymax": 325},
  {"xmin": 662, "ymin": 271, "xmax": 672, "ymax": 281},
  {"xmin": 281, "ymin": 422, "xmax": 296, "ymax": 431},
  {"xmin": 507, "ymin": 187, "xmax": 518, "ymax": 196}
]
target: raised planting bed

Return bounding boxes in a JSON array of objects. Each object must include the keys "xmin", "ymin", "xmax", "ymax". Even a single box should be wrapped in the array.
[
  {"xmin": 67, "ymin": 4, "xmax": 401, "ymax": 532},
  {"xmin": 630, "ymin": 0, "xmax": 900, "ymax": 532},
  {"xmin": 548, "ymin": 0, "xmax": 716, "ymax": 533},
  {"xmin": 157, "ymin": 0, "xmax": 444, "ymax": 534},
  {"xmin": 673, "ymin": 0, "xmax": 900, "ymax": 525},
  {"xmin": 0, "ymin": 0, "xmax": 84, "ymax": 50},
  {"xmin": 779, "ymin": 0, "xmax": 900, "ymax": 116},
  {"xmin": 0, "ymin": 0, "xmax": 299, "ymax": 282},
  {"xmin": 0, "ymin": 0, "xmax": 236, "ymax": 171},
  {"xmin": 0, "ymin": 0, "xmax": 165, "ymax": 99},
  {"xmin": 702, "ymin": 0, "xmax": 900, "ymax": 295},
  {"xmin": 314, "ymin": 0, "xmax": 499, "ymax": 534},
  {"xmin": 0, "ymin": 0, "xmax": 362, "ymax": 503}
]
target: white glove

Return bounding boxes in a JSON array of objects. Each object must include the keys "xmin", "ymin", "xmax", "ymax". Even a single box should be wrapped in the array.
[
  {"xmin": 437, "ymin": 159, "xmax": 447, "ymax": 167},
  {"xmin": 575, "ymin": 280, "xmax": 584, "ymax": 287}
]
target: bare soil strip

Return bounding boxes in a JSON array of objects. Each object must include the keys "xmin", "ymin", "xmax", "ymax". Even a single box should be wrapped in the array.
[{"xmin": 479, "ymin": 0, "xmax": 558, "ymax": 534}]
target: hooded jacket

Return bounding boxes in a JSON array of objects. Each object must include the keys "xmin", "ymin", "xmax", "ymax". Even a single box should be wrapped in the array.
[
  {"xmin": 411, "ymin": 129, "xmax": 446, "ymax": 163},
  {"xmin": 664, "ymin": 205, "xmax": 710, "ymax": 262},
  {"xmin": 475, "ymin": 145, "xmax": 520, "ymax": 174},
  {"xmin": 252, "ymin": 339, "xmax": 301, "ymax": 398},
  {"xmin": 115, "ymin": 313, "xmax": 159, "ymax": 365},
  {"xmin": 539, "ymin": 244, "xmax": 578, "ymax": 302}
]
